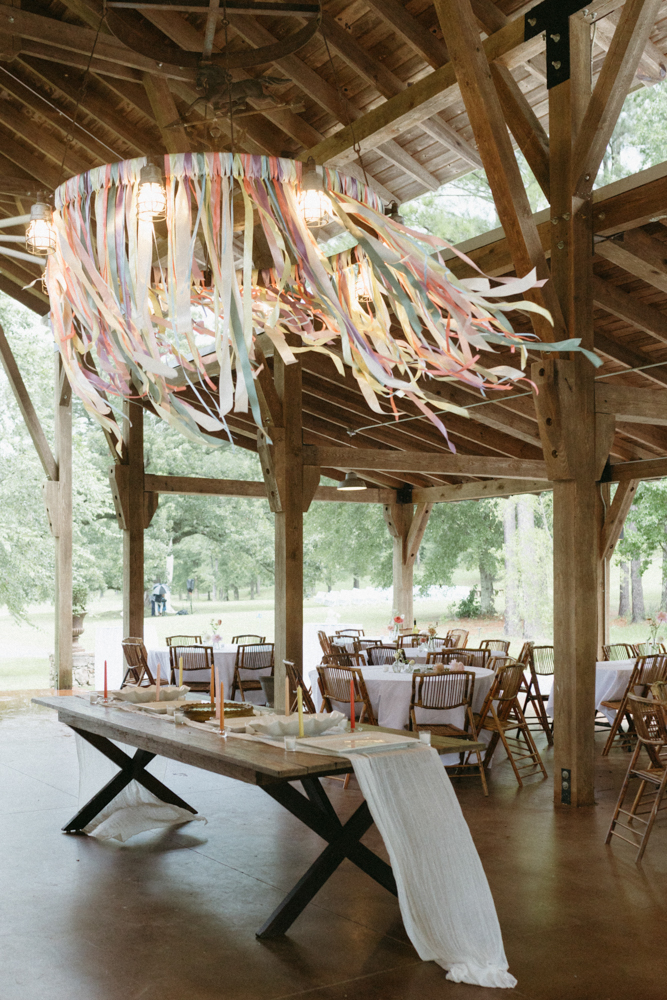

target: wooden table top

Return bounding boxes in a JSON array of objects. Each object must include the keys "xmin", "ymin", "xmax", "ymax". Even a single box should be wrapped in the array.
[{"xmin": 33, "ymin": 695, "xmax": 484, "ymax": 787}]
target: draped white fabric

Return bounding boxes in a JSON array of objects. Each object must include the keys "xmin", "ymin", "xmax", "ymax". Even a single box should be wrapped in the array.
[{"xmin": 349, "ymin": 746, "xmax": 516, "ymax": 989}]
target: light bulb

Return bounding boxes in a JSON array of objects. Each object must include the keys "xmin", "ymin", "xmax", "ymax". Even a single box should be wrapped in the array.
[
  {"xmin": 137, "ymin": 162, "xmax": 166, "ymax": 222},
  {"xmin": 26, "ymin": 202, "xmax": 56, "ymax": 256}
]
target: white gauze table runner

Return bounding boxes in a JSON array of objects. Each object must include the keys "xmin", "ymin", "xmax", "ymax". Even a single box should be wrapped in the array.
[{"xmin": 348, "ymin": 745, "xmax": 516, "ymax": 989}]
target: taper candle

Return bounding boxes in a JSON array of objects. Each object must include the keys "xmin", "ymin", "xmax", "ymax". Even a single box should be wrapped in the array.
[
  {"xmin": 179, "ymin": 656, "xmax": 183, "ymax": 688},
  {"xmin": 220, "ymin": 681, "xmax": 225, "ymax": 732},
  {"xmin": 285, "ymin": 675, "xmax": 290, "ymax": 717},
  {"xmin": 297, "ymin": 686, "xmax": 304, "ymax": 738},
  {"xmin": 156, "ymin": 664, "xmax": 161, "ymax": 702},
  {"xmin": 104, "ymin": 659, "xmax": 108, "ymax": 701},
  {"xmin": 211, "ymin": 662, "xmax": 215, "ymax": 705},
  {"xmin": 215, "ymin": 667, "xmax": 221, "ymax": 720},
  {"xmin": 350, "ymin": 678, "xmax": 355, "ymax": 731}
]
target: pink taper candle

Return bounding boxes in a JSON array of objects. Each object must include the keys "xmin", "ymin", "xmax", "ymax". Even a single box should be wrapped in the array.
[
  {"xmin": 350, "ymin": 679, "xmax": 355, "ymax": 731},
  {"xmin": 104, "ymin": 660, "xmax": 107, "ymax": 701}
]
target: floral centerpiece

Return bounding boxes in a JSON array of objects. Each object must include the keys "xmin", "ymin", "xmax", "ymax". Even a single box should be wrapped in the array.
[
  {"xmin": 425, "ymin": 624, "xmax": 439, "ymax": 653},
  {"xmin": 645, "ymin": 611, "xmax": 667, "ymax": 651},
  {"xmin": 389, "ymin": 613, "xmax": 405, "ymax": 640},
  {"xmin": 208, "ymin": 618, "xmax": 223, "ymax": 647}
]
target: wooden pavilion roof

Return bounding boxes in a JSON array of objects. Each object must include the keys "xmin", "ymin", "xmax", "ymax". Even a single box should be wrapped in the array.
[{"xmin": 3, "ymin": 1, "xmax": 667, "ymax": 495}]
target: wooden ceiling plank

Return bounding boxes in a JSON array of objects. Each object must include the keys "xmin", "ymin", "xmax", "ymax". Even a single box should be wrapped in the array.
[
  {"xmin": 0, "ymin": 99, "xmax": 91, "ymax": 174},
  {"xmin": 592, "ymin": 273, "xmax": 667, "ymax": 344},
  {"xmin": 573, "ymin": 0, "xmax": 662, "ymax": 199},
  {"xmin": 304, "ymin": 445, "xmax": 550, "ymax": 480},
  {"xmin": 362, "ymin": 0, "xmax": 449, "ymax": 70},
  {"xmin": 595, "ymin": 238, "xmax": 667, "ymax": 296},
  {"xmin": 610, "ymin": 456, "xmax": 667, "ymax": 481},
  {"xmin": 596, "ymin": 383, "xmax": 667, "ymax": 425},
  {"xmin": 0, "ymin": 130, "xmax": 62, "ymax": 188},
  {"xmin": 594, "ymin": 8, "xmax": 667, "ymax": 88},
  {"xmin": 594, "ymin": 330, "xmax": 667, "ymax": 386}
]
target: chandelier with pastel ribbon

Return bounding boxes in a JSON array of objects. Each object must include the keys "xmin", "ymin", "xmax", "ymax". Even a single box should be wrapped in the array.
[{"xmin": 8, "ymin": 152, "xmax": 599, "ymax": 453}]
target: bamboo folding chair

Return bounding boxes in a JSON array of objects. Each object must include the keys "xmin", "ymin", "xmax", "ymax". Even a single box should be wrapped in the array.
[
  {"xmin": 606, "ymin": 694, "xmax": 667, "ymax": 862},
  {"xmin": 169, "ymin": 644, "xmax": 214, "ymax": 693},
  {"xmin": 632, "ymin": 642, "xmax": 667, "ymax": 656},
  {"xmin": 409, "ymin": 635, "xmax": 447, "ymax": 650},
  {"xmin": 121, "ymin": 637, "xmax": 155, "ymax": 688},
  {"xmin": 474, "ymin": 661, "xmax": 548, "ymax": 787},
  {"xmin": 283, "ymin": 659, "xmax": 317, "ymax": 715},
  {"xmin": 367, "ymin": 644, "xmax": 400, "ymax": 666},
  {"xmin": 446, "ymin": 628, "xmax": 469, "ymax": 648},
  {"xmin": 321, "ymin": 651, "xmax": 365, "ymax": 668},
  {"xmin": 602, "ymin": 643, "xmax": 635, "ymax": 661},
  {"xmin": 166, "ymin": 634, "xmax": 202, "ymax": 647},
  {"xmin": 316, "ymin": 664, "xmax": 377, "ymax": 726},
  {"xmin": 456, "ymin": 648, "xmax": 492, "ymax": 670},
  {"xmin": 335, "ymin": 629, "xmax": 364, "ymax": 638},
  {"xmin": 317, "ymin": 630, "xmax": 334, "ymax": 656},
  {"xmin": 398, "ymin": 633, "xmax": 420, "ymax": 647},
  {"xmin": 480, "ymin": 639, "xmax": 510, "ymax": 654},
  {"xmin": 231, "ymin": 643, "xmax": 275, "ymax": 702},
  {"xmin": 353, "ymin": 637, "xmax": 381, "ymax": 654},
  {"xmin": 601, "ymin": 654, "xmax": 667, "ymax": 756},
  {"xmin": 409, "ymin": 670, "xmax": 488, "ymax": 795},
  {"xmin": 232, "ymin": 634, "xmax": 266, "ymax": 645},
  {"xmin": 426, "ymin": 650, "xmax": 473, "ymax": 667},
  {"xmin": 521, "ymin": 645, "xmax": 554, "ymax": 745}
]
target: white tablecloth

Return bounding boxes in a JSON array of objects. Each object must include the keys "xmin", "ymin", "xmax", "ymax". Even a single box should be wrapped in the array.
[
  {"xmin": 309, "ymin": 664, "xmax": 495, "ymax": 731},
  {"xmin": 546, "ymin": 658, "xmax": 636, "ymax": 724},
  {"xmin": 146, "ymin": 645, "xmax": 271, "ymax": 703}
]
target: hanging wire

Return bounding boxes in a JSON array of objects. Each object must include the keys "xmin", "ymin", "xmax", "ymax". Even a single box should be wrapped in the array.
[
  {"xmin": 56, "ymin": 2, "xmax": 107, "ymax": 190},
  {"xmin": 347, "ymin": 358, "xmax": 667, "ymax": 436},
  {"xmin": 320, "ymin": 9, "xmax": 369, "ymax": 189}
]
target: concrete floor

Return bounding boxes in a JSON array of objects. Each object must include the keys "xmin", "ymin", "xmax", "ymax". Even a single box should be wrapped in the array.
[{"xmin": 1, "ymin": 693, "xmax": 666, "ymax": 1000}]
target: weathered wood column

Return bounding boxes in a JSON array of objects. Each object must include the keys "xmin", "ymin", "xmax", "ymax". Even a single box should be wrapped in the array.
[
  {"xmin": 53, "ymin": 356, "xmax": 73, "ymax": 689},
  {"xmin": 123, "ymin": 398, "xmax": 145, "ymax": 639},
  {"xmin": 384, "ymin": 501, "xmax": 433, "ymax": 626}
]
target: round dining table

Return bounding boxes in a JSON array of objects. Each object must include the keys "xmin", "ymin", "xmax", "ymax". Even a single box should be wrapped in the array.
[
  {"xmin": 146, "ymin": 644, "xmax": 270, "ymax": 704},
  {"xmin": 545, "ymin": 658, "xmax": 636, "ymax": 723}
]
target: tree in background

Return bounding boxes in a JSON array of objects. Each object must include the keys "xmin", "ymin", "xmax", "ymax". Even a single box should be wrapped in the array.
[
  {"xmin": 304, "ymin": 498, "xmax": 390, "ymax": 592},
  {"xmin": 501, "ymin": 494, "xmax": 552, "ymax": 639}
]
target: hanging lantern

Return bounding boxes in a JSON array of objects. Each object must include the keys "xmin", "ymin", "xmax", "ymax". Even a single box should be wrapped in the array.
[
  {"xmin": 337, "ymin": 471, "xmax": 367, "ymax": 492},
  {"xmin": 25, "ymin": 202, "xmax": 56, "ymax": 256},
  {"xmin": 137, "ymin": 161, "xmax": 166, "ymax": 222},
  {"xmin": 298, "ymin": 158, "xmax": 334, "ymax": 228}
]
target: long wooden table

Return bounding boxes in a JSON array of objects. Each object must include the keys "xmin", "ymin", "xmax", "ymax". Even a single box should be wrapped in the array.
[{"xmin": 34, "ymin": 695, "xmax": 483, "ymax": 938}]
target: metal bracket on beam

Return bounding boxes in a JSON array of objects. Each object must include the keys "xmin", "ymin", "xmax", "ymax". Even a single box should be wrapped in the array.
[
  {"xmin": 396, "ymin": 483, "xmax": 413, "ymax": 505},
  {"xmin": 524, "ymin": 1, "xmax": 590, "ymax": 89}
]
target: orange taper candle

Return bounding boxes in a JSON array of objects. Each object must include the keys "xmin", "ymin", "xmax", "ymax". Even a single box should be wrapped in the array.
[{"xmin": 350, "ymin": 678, "xmax": 355, "ymax": 731}]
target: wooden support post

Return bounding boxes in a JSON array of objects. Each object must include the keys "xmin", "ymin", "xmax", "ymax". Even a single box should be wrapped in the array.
[
  {"xmin": 54, "ymin": 356, "xmax": 72, "ymax": 690},
  {"xmin": 122, "ymin": 399, "xmax": 145, "ymax": 640},
  {"xmin": 271, "ymin": 351, "xmax": 304, "ymax": 700},
  {"xmin": 383, "ymin": 502, "xmax": 432, "ymax": 626},
  {"xmin": 598, "ymin": 483, "xmax": 612, "ymax": 654}
]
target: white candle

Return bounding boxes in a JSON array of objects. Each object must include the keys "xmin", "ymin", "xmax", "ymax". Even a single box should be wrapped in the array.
[
  {"xmin": 178, "ymin": 656, "xmax": 183, "ymax": 689},
  {"xmin": 156, "ymin": 663, "xmax": 161, "ymax": 702},
  {"xmin": 285, "ymin": 675, "xmax": 290, "ymax": 717}
]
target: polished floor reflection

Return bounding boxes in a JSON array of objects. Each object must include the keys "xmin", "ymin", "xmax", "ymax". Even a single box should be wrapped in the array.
[{"xmin": 1, "ymin": 691, "xmax": 665, "ymax": 1000}]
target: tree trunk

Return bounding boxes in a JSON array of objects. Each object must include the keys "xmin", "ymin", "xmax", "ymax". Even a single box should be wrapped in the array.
[
  {"xmin": 479, "ymin": 563, "xmax": 495, "ymax": 616},
  {"xmin": 517, "ymin": 495, "xmax": 541, "ymax": 639},
  {"xmin": 233, "ymin": 584, "xmax": 239, "ymax": 600},
  {"xmin": 631, "ymin": 559, "xmax": 645, "ymax": 623},
  {"xmin": 503, "ymin": 498, "xmax": 520, "ymax": 636},
  {"xmin": 619, "ymin": 562, "xmax": 630, "ymax": 617},
  {"xmin": 250, "ymin": 579, "xmax": 255, "ymax": 599},
  {"xmin": 353, "ymin": 576, "xmax": 360, "ymax": 589},
  {"xmin": 256, "ymin": 576, "xmax": 261, "ymax": 597}
]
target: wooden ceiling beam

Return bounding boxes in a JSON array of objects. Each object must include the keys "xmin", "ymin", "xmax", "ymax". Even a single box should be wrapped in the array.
[
  {"xmin": 412, "ymin": 477, "xmax": 550, "ymax": 503},
  {"xmin": 0, "ymin": 100, "xmax": 92, "ymax": 175},
  {"xmin": 573, "ymin": 0, "xmax": 662, "ymax": 199},
  {"xmin": 595, "ymin": 235, "xmax": 667, "ymax": 296},
  {"xmin": 593, "ymin": 8, "xmax": 667, "ymax": 89},
  {"xmin": 592, "ymin": 273, "xmax": 667, "ymax": 345},
  {"xmin": 594, "ymin": 331, "xmax": 667, "ymax": 386},
  {"xmin": 0, "ymin": 130, "xmax": 62, "ymax": 188},
  {"xmin": 596, "ymin": 383, "xmax": 667, "ymax": 425},
  {"xmin": 321, "ymin": 12, "xmax": 482, "ymax": 170},
  {"xmin": 143, "ymin": 72, "xmax": 190, "ymax": 153},
  {"xmin": 362, "ymin": 0, "xmax": 449, "ymax": 70},
  {"xmin": 490, "ymin": 62, "xmax": 549, "ymax": 198},
  {"xmin": 609, "ymin": 456, "xmax": 667, "ymax": 481},
  {"xmin": 304, "ymin": 446, "xmax": 550, "ymax": 480}
]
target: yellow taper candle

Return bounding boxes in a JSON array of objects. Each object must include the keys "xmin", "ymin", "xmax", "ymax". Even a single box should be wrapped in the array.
[
  {"xmin": 297, "ymin": 686, "xmax": 304, "ymax": 738},
  {"xmin": 178, "ymin": 656, "xmax": 183, "ymax": 689},
  {"xmin": 220, "ymin": 681, "xmax": 225, "ymax": 732},
  {"xmin": 285, "ymin": 675, "xmax": 290, "ymax": 717}
]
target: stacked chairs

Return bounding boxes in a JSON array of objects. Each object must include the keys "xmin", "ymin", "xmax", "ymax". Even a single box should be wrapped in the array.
[
  {"xmin": 602, "ymin": 643, "xmax": 635, "ymax": 661},
  {"xmin": 166, "ymin": 634, "xmax": 202, "ymax": 647},
  {"xmin": 409, "ymin": 670, "xmax": 487, "ymax": 795},
  {"xmin": 601, "ymin": 654, "xmax": 667, "ymax": 756},
  {"xmin": 283, "ymin": 659, "xmax": 317, "ymax": 715},
  {"xmin": 446, "ymin": 628, "xmax": 469, "ymax": 649},
  {"xmin": 317, "ymin": 664, "xmax": 377, "ymax": 726},
  {"xmin": 232, "ymin": 634, "xmax": 266, "ymax": 644},
  {"xmin": 606, "ymin": 693, "xmax": 667, "ymax": 862},
  {"xmin": 632, "ymin": 642, "xmax": 667, "ymax": 656},
  {"xmin": 230, "ymin": 643, "xmax": 275, "ymax": 703},
  {"xmin": 521, "ymin": 645, "xmax": 554, "ymax": 745},
  {"xmin": 367, "ymin": 644, "xmax": 400, "ymax": 667},
  {"xmin": 480, "ymin": 639, "xmax": 510, "ymax": 654},
  {"xmin": 121, "ymin": 637, "xmax": 155, "ymax": 688},
  {"xmin": 474, "ymin": 661, "xmax": 548, "ymax": 788},
  {"xmin": 169, "ymin": 644, "xmax": 214, "ymax": 693}
]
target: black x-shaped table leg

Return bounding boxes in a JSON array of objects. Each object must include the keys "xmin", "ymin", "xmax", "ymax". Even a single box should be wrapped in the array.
[
  {"xmin": 256, "ymin": 776, "xmax": 397, "ymax": 939},
  {"xmin": 62, "ymin": 728, "xmax": 197, "ymax": 833}
]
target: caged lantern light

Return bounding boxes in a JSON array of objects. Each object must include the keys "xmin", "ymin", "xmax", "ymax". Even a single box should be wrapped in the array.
[
  {"xmin": 25, "ymin": 201, "xmax": 56, "ymax": 256},
  {"xmin": 136, "ymin": 160, "xmax": 166, "ymax": 222}
]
